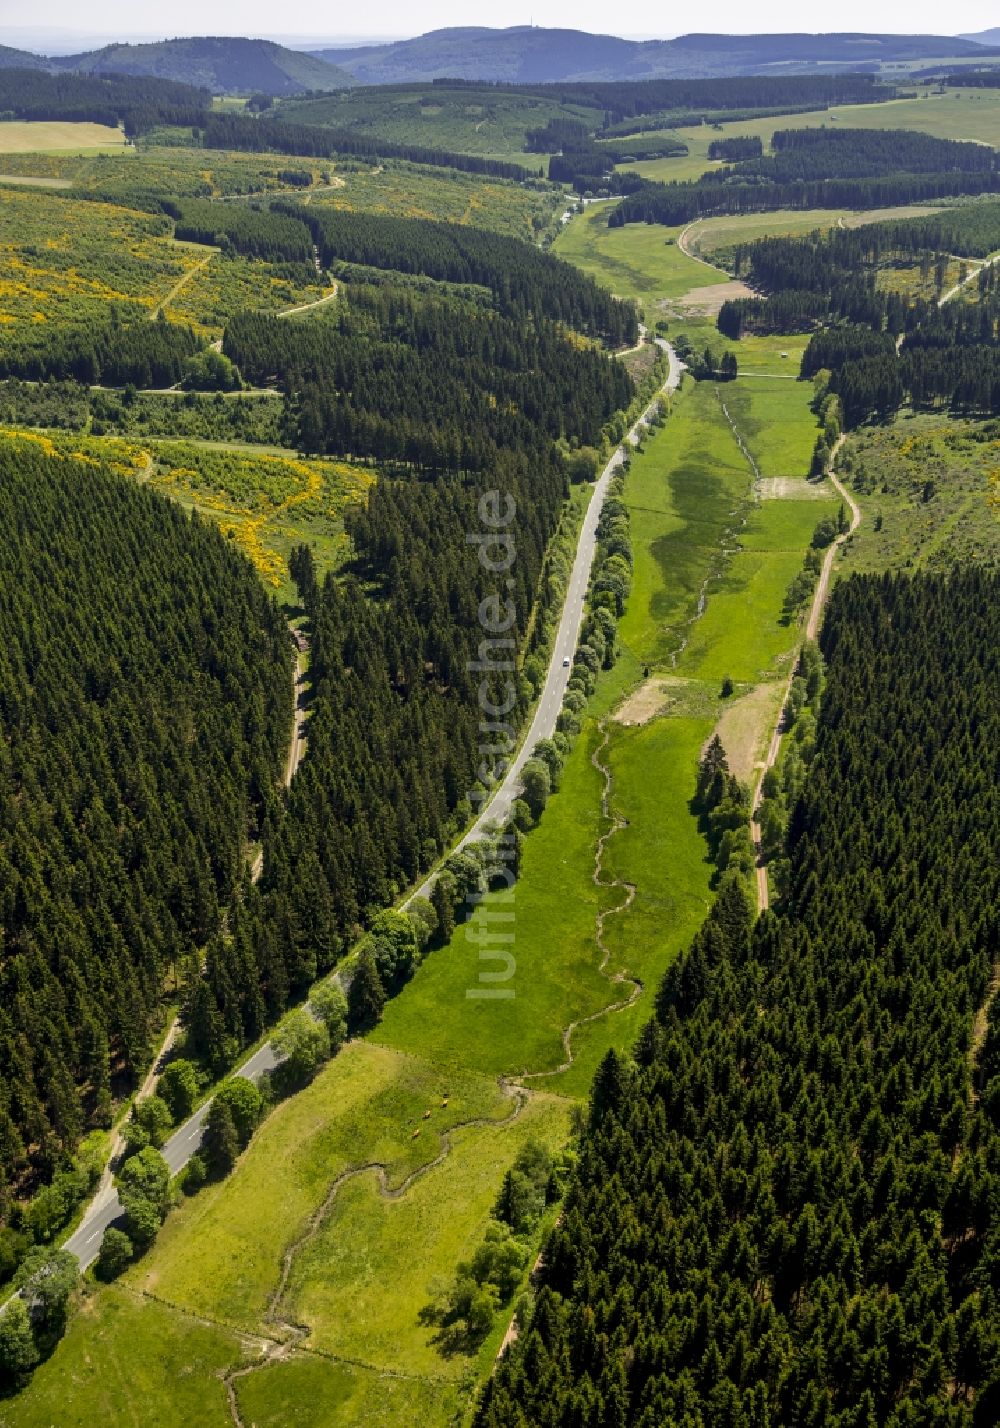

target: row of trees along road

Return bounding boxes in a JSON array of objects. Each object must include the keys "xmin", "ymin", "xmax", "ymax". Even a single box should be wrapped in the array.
[{"xmin": 480, "ymin": 569, "xmax": 1000, "ymax": 1426}]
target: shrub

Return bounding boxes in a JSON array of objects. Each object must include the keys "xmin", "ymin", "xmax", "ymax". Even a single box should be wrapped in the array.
[
  {"xmin": 158, "ymin": 1059, "xmax": 199, "ymax": 1121},
  {"xmin": 96, "ymin": 1227, "xmax": 132, "ymax": 1282},
  {"xmin": 214, "ymin": 1077, "xmax": 263, "ymax": 1148},
  {"xmin": 311, "ymin": 982, "xmax": 349, "ymax": 1051},
  {"xmin": 0, "ymin": 1297, "xmax": 38, "ymax": 1384}
]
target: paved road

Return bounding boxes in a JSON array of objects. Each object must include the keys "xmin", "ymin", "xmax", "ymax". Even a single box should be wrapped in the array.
[
  {"xmin": 56, "ymin": 341, "xmax": 683, "ymax": 1278},
  {"xmin": 62, "ymin": 637, "xmax": 312, "ymax": 1276},
  {"xmin": 410, "ymin": 338, "xmax": 682, "ymax": 903},
  {"xmin": 62, "ymin": 1036, "xmax": 285, "ymax": 1273}
]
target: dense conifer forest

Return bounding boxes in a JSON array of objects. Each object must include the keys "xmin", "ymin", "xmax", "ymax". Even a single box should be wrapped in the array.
[
  {"xmin": 0, "ymin": 68, "xmax": 207, "ymax": 135},
  {"xmin": 193, "ymin": 448, "xmax": 569, "ymax": 1044},
  {"xmin": 0, "ymin": 443, "xmax": 290, "ymax": 1201},
  {"xmin": 718, "ymin": 215, "xmax": 1000, "ymax": 418},
  {"xmin": 225, "ymin": 285, "xmax": 633, "ymax": 469},
  {"xmin": 479, "ymin": 569, "xmax": 1000, "ymax": 1426},
  {"xmin": 420, "ymin": 73, "xmax": 888, "ymax": 125},
  {"xmin": 166, "ymin": 199, "xmax": 316, "ymax": 265},
  {"xmin": 0, "ymin": 316, "xmax": 205, "ymax": 388},
  {"xmin": 279, "ymin": 205, "xmax": 636, "ymax": 341},
  {"xmin": 610, "ymin": 129, "xmax": 1000, "ymax": 226}
]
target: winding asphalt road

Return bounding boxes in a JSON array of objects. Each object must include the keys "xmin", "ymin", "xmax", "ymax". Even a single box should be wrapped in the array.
[
  {"xmin": 411, "ymin": 337, "xmax": 682, "ymax": 902},
  {"xmin": 55, "ymin": 340, "xmax": 682, "ymax": 1277},
  {"xmin": 61, "ymin": 1033, "xmax": 284, "ymax": 1272},
  {"xmin": 62, "ymin": 640, "xmax": 311, "ymax": 1275}
]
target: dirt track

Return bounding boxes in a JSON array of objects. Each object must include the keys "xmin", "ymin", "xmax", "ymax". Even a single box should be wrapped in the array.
[{"xmin": 750, "ymin": 436, "xmax": 858, "ymax": 913}]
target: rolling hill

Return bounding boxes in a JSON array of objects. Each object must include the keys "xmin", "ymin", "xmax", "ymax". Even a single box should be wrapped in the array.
[
  {"xmin": 48, "ymin": 37, "xmax": 353, "ymax": 95},
  {"xmin": 0, "ymin": 44, "xmax": 48, "ymax": 70},
  {"xmin": 311, "ymin": 27, "xmax": 1000, "ymax": 84}
]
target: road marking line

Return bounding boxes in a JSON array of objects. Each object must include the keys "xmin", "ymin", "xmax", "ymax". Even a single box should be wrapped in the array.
[
  {"xmin": 187, "ymin": 1127, "xmax": 201, "ymax": 1140},
  {"xmin": 86, "ymin": 1230, "xmax": 100, "ymax": 1244}
]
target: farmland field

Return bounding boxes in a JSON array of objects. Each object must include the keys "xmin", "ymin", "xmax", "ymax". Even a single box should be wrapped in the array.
[
  {"xmin": 0, "ymin": 119, "xmax": 127, "ymax": 153},
  {"xmin": 612, "ymin": 89, "xmax": 1000, "ymax": 185}
]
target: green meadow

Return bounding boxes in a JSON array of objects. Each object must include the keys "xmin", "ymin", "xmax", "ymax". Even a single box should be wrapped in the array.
[
  {"xmin": 6, "ymin": 190, "xmax": 840, "ymax": 1428},
  {"xmin": 377, "ymin": 722, "xmax": 607, "ymax": 1079},
  {"xmin": 613, "ymin": 88, "xmax": 1000, "ymax": 186},
  {"xmin": 553, "ymin": 205, "xmax": 723, "ymax": 303},
  {"xmin": 0, "ymin": 1288, "xmax": 238, "ymax": 1428},
  {"xmin": 617, "ymin": 381, "xmax": 752, "ymax": 667},
  {"xmin": 283, "ymin": 1093, "xmax": 572, "ymax": 1377},
  {"xmin": 234, "ymin": 1357, "xmax": 459, "ymax": 1428},
  {"xmin": 128, "ymin": 1041, "xmax": 512, "ymax": 1330}
]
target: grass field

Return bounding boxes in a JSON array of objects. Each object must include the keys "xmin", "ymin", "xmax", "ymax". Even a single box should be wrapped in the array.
[
  {"xmin": 613, "ymin": 89, "xmax": 1000, "ymax": 186},
  {"xmin": 377, "ymin": 720, "xmax": 609, "ymax": 1079},
  {"xmin": 0, "ymin": 1287, "xmax": 239, "ymax": 1428},
  {"xmin": 283, "ymin": 1092, "xmax": 572, "ymax": 1377},
  {"xmin": 553, "ymin": 206, "xmax": 725, "ymax": 307},
  {"xmin": 720, "ymin": 374, "xmax": 819, "ymax": 476},
  {"xmin": 115, "ymin": 1042, "xmax": 570, "ymax": 1425},
  {"xmin": 0, "ymin": 120, "xmax": 126, "ymax": 153},
  {"xmin": 683, "ymin": 492, "xmax": 837, "ymax": 686},
  {"xmin": 129, "ymin": 1042, "xmax": 515, "ymax": 1328},
  {"xmin": 233, "ymin": 1355, "xmax": 460, "ymax": 1428},
  {"xmin": 617, "ymin": 382, "xmax": 751, "ymax": 665},
  {"xmin": 728, "ymin": 332, "xmax": 810, "ymax": 374}
]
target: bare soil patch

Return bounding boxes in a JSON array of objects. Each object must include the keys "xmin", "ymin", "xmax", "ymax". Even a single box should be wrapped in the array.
[
  {"xmin": 758, "ymin": 476, "xmax": 833, "ymax": 500},
  {"xmin": 713, "ymin": 680, "xmax": 786, "ymax": 784},
  {"xmin": 620, "ymin": 343, "xmax": 658, "ymax": 382},
  {"xmin": 614, "ymin": 676, "xmax": 688, "ymax": 727},
  {"xmin": 676, "ymin": 280, "xmax": 754, "ymax": 317}
]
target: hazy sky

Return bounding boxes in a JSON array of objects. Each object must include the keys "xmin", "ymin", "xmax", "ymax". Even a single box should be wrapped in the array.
[{"xmin": 3, "ymin": 1, "xmax": 999, "ymax": 49}]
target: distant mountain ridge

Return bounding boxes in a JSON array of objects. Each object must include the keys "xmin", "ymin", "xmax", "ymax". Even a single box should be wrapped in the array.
[
  {"xmin": 0, "ymin": 36, "xmax": 352, "ymax": 95},
  {"xmin": 0, "ymin": 44, "xmax": 48, "ymax": 70},
  {"xmin": 310, "ymin": 27, "xmax": 1000, "ymax": 84},
  {"xmin": 1, "ymin": 29, "xmax": 997, "ymax": 96}
]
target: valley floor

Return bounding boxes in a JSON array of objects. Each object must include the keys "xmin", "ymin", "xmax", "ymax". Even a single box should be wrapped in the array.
[{"xmin": 3, "ymin": 212, "xmax": 845, "ymax": 1428}]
